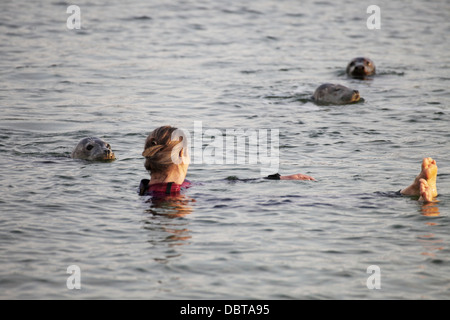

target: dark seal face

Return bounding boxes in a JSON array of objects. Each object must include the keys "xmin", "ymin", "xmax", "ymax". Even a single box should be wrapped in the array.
[
  {"xmin": 71, "ymin": 137, "xmax": 116, "ymax": 161},
  {"xmin": 346, "ymin": 57, "xmax": 376, "ymax": 78},
  {"xmin": 313, "ymin": 83, "xmax": 360, "ymax": 105}
]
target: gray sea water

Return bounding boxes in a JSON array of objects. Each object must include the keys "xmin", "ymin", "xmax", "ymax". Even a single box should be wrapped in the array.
[{"xmin": 0, "ymin": 0, "xmax": 449, "ymax": 299}]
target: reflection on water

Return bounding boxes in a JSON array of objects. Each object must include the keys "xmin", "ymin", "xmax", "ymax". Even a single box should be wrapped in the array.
[
  {"xmin": 141, "ymin": 194, "xmax": 195, "ymax": 263},
  {"xmin": 418, "ymin": 233, "xmax": 444, "ymax": 259},
  {"xmin": 418, "ymin": 201, "xmax": 444, "ymax": 260},
  {"xmin": 420, "ymin": 201, "xmax": 440, "ymax": 217},
  {"xmin": 146, "ymin": 194, "xmax": 195, "ymax": 218},
  {"xmin": 1, "ymin": 0, "xmax": 449, "ymax": 300}
]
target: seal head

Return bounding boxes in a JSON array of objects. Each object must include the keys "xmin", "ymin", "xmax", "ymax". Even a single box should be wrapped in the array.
[
  {"xmin": 312, "ymin": 83, "xmax": 361, "ymax": 105},
  {"xmin": 346, "ymin": 57, "xmax": 375, "ymax": 78},
  {"xmin": 71, "ymin": 137, "xmax": 116, "ymax": 161}
]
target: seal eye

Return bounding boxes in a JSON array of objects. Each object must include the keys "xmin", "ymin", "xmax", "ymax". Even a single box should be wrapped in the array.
[
  {"xmin": 86, "ymin": 145, "xmax": 94, "ymax": 151},
  {"xmin": 106, "ymin": 144, "xmax": 111, "ymax": 149}
]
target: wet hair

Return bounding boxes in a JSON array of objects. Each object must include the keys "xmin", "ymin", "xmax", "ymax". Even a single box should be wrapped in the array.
[{"xmin": 142, "ymin": 126, "xmax": 184, "ymax": 174}]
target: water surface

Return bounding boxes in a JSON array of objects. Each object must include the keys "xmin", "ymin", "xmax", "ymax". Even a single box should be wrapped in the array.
[{"xmin": 0, "ymin": 0, "xmax": 449, "ymax": 299}]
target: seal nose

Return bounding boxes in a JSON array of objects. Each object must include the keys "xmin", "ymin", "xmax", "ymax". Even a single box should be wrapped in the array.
[{"xmin": 102, "ymin": 148, "xmax": 115, "ymax": 160}]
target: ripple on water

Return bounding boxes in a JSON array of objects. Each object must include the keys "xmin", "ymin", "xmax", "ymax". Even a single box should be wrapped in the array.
[{"xmin": 0, "ymin": 0, "xmax": 449, "ymax": 300}]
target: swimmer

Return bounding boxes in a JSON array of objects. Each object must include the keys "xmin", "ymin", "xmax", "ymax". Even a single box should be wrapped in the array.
[
  {"xmin": 71, "ymin": 137, "xmax": 116, "ymax": 161},
  {"xmin": 400, "ymin": 157, "xmax": 438, "ymax": 202},
  {"xmin": 312, "ymin": 83, "xmax": 361, "ymax": 105},
  {"xmin": 139, "ymin": 126, "xmax": 315, "ymax": 196},
  {"xmin": 139, "ymin": 127, "xmax": 440, "ymax": 204},
  {"xmin": 346, "ymin": 57, "xmax": 376, "ymax": 78}
]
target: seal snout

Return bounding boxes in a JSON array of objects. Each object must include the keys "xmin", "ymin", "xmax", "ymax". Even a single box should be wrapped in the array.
[
  {"xmin": 352, "ymin": 89, "xmax": 360, "ymax": 101},
  {"xmin": 102, "ymin": 147, "xmax": 116, "ymax": 160},
  {"xmin": 104, "ymin": 149, "xmax": 115, "ymax": 159},
  {"xmin": 353, "ymin": 64, "xmax": 366, "ymax": 74}
]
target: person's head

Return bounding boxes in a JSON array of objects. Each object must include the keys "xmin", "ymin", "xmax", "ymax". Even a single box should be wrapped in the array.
[{"xmin": 142, "ymin": 126, "xmax": 190, "ymax": 179}]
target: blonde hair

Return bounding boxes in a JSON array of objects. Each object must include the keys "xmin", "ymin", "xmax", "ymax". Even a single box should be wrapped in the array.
[{"xmin": 142, "ymin": 126, "xmax": 184, "ymax": 174}]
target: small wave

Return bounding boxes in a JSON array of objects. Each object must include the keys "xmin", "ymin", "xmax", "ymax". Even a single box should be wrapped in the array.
[{"xmin": 125, "ymin": 16, "xmax": 153, "ymax": 21}]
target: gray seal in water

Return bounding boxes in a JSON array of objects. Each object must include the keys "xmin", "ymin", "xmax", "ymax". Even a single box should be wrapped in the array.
[
  {"xmin": 71, "ymin": 137, "xmax": 116, "ymax": 161},
  {"xmin": 346, "ymin": 57, "xmax": 376, "ymax": 78},
  {"xmin": 312, "ymin": 83, "xmax": 361, "ymax": 105}
]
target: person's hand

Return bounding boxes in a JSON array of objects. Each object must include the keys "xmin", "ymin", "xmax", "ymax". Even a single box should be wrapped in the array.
[{"xmin": 280, "ymin": 174, "xmax": 316, "ymax": 181}]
